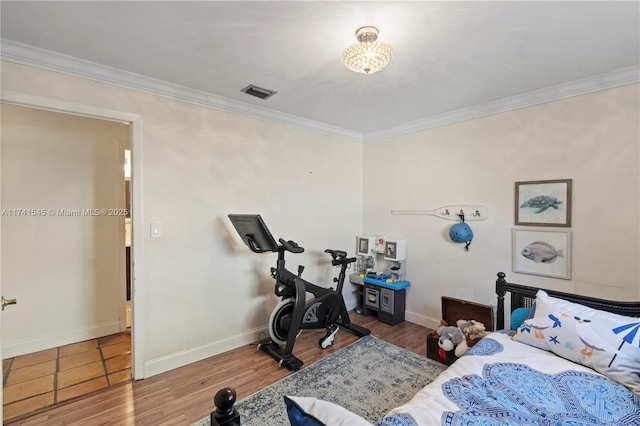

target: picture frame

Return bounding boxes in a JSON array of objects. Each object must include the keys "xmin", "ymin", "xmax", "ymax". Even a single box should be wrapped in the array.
[
  {"xmin": 515, "ymin": 179, "xmax": 572, "ymax": 227},
  {"xmin": 385, "ymin": 241, "xmax": 397, "ymax": 259},
  {"xmin": 358, "ymin": 237, "xmax": 369, "ymax": 254},
  {"xmin": 512, "ymin": 228, "xmax": 571, "ymax": 279}
]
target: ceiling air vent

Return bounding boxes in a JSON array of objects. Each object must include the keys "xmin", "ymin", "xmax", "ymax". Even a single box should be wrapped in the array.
[{"xmin": 240, "ymin": 84, "xmax": 277, "ymax": 100}]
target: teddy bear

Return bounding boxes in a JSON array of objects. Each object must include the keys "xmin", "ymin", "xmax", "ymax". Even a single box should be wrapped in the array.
[
  {"xmin": 436, "ymin": 325, "xmax": 469, "ymax": 359},
  {"xmin": 456, "ymin": 319, "xmax": 489, "ymax": 348}
]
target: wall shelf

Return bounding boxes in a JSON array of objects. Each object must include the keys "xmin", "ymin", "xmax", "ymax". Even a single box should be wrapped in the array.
[{"xmin": 391, "ymin": 204, "xmax": 487, "ymax": 221}]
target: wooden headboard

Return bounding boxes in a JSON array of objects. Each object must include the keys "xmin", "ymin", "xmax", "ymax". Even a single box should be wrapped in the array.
[{"xmin": 495, "ymin": 272, "xmax": 640, "ymax": 329}]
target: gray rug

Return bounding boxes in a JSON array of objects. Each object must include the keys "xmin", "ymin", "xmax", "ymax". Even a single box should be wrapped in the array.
[{"xmin": 193, "ymin": 335, "xmax": 447, "ymax": 425}]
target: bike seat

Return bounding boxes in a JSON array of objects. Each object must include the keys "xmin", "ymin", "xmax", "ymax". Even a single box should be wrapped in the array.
[
  {"xmin": 324, "ymin": 249, "xmax": 347, "ymax": 258},
  {"xmin": 280, "ymin": 238, "xmax": 304, "ymax": 253}
]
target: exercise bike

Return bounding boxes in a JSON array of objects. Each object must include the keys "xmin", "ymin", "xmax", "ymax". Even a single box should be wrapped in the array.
[{"xmin": 228, "ymin": 214, "xmax": 370, "ymax": 371}]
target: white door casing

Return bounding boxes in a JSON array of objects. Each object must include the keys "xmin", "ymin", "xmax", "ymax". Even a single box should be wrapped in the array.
[{"xmin": 0, "ymin": 91, "xmax": 145, "ymax": 424}]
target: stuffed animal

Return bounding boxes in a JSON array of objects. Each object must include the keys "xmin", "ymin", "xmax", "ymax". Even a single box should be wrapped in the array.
[
  {"xmin": 430, "ymin": 319, "xmax": 448, "ymax": 336},
  {"xmin": 457, "ymin": 319, "xmax": 489, "ymax": 347},
  {"xmin": 436, "ymin": 325, "xmax": 469, "ymax": 359}
]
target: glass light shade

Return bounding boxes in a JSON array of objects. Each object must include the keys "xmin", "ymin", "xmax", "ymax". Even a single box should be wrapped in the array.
[
  {"xmin": 341, "ymin": 41, "xmax": 394, "ymax": 74},
  {"xmin": 341, "ymin": 26, "xmax": 393, "ymax": 74}
]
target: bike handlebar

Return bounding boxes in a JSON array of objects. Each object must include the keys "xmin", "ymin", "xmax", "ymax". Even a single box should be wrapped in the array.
[{"xmin": 279, "ymin": 238, "xmax": 304, "ymax": 254}]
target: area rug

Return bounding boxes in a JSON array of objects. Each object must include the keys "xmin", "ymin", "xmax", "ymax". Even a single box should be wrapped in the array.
[{"xmin": 192, "ymin": 335, "xmax": 447, "ymax": 425}]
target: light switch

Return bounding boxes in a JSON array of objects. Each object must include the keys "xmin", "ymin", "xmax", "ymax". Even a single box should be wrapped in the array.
[{"xmin": 150, "ymin": 222, "xmax": 162, "ymax": 238}]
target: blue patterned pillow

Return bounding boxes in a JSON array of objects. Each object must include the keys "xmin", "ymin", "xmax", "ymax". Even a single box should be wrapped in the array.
[
  {"xmin": 284, "ymin": 396, "xmax": 372, "ymax": 426},
  {"xmin": 513, "ymin": 290, "xmax": 640, "ymax": 393}
]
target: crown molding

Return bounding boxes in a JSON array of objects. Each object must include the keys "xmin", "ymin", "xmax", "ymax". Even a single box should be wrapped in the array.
[
  {"xmin": 2, "ymin": 39, "xmax": 637, "ymax": 144},
  {"xmin": 0, "ymin": 39, "xmax": 363, "ymax": 143},
  {"xmin": 364, "ymin": 65, "xmax": 639, "ymax": 142}
]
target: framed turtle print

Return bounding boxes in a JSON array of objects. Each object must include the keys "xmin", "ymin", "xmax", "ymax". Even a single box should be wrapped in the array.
[
  {"xmin": 512, "ymin": 228, "xmax": 571, "ymax": 279},
  {"xmin": 515, "ymin": 179, "xmax": 572, "ymax": 227}
]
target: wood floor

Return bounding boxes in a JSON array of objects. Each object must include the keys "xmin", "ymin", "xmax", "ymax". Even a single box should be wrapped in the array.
[{"xmin": 5, "ymin": 312, "xmax": 431, "ymax": 425}]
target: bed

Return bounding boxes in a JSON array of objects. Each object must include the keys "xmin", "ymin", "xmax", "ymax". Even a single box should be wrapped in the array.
[{"xmin": 210, "ymin": 272, "xmax": 640, "ymax": 426}]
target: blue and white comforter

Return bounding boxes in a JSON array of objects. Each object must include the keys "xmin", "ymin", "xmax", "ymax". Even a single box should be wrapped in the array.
[{"xmin": 380, "ymin": 331, "xmax": 640, "ymax": 426}]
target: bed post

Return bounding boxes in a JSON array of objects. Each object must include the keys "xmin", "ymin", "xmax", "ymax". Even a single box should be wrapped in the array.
[
  {"xmin": 211, "ymin": 387, "xmax": 240, "ymax": 426},
  {"xmin": 496, "ymin": 272, "xmax": 507, "ymax": 330}
]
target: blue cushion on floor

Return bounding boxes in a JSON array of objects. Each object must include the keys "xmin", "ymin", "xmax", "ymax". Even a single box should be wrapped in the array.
[{"xmin": 284, "ymin": 396, "xmax": 372, "ymax": 426}]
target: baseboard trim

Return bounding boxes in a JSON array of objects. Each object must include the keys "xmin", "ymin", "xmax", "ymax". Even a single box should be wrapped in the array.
[
  {"xmin": 2, "ymin": 321, "xmax": 122, "ymax": 359},
  {"xmin": 143, "ymin": 327, "xmax": 268, "ymax": 378},
  {"xmin": 143, "ymin": 299, "xmax": 361, "ymax": 378},
  {"xmin": 405, "ymin": 311, "xmax": 441, "ymax": 331},
  {"xmin": 142, "ymin": 297, "xmax": 363, "ymax": 378}
]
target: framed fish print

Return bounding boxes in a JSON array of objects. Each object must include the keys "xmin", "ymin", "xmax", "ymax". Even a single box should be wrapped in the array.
[
  {"xmin": 512, "ymin": 228, "xmax": 571, "ymax": 279},
  {"xmin": 515, "ymin": 179, "xmax": 572, "ymax": 227}
]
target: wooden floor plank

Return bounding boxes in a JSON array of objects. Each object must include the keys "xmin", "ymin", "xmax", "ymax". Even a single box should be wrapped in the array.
[{"xmin": 6, "ymin": 312, "xmax": 430, "ymax": 425}]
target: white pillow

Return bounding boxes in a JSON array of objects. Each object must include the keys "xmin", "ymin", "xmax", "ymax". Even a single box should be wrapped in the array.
[
  {"xmin": 513, "ymin": 290, "xmax": 640, "ymax": 393},
  {"xmin": 284, "ymin": 396, "xmax": 372, "ymax": 426}
]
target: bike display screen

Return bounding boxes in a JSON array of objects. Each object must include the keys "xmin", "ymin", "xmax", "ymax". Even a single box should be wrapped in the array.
[{"xmin": 228, "ymin": 214, "xmax": 279, "ymax": 253}]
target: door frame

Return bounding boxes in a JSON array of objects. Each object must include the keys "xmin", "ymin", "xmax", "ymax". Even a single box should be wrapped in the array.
[{"xmin": 0, "ymin": 90, "xmax": 145, "ymax": 383}]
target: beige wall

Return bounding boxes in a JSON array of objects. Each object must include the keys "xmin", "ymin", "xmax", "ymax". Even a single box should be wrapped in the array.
[
  {"xmin": 363, "ymin": 83, "xmax": 640, "ymax": 328},
  {"xmin": 1, "ymin": 104, "xmax": 130, "ymax": 357},
  {"xmin": 2, "ymin": 60, "xmax": 638, "ymax": 377},
  {"xmin": 1, "ymin": 61, "xmax": 364, "ymax": 377}
]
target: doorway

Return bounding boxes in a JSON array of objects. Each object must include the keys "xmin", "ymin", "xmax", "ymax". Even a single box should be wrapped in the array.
[{"xmin": 0, "ymin": 96, "xmax": 143, "ymax": 421}]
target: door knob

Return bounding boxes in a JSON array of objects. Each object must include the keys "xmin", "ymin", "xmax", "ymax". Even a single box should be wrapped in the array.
[{"xmin": 1, "ymin": 297, "xmax": 17, "ymax": 311}]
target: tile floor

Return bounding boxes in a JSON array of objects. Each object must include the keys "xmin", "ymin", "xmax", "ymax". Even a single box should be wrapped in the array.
[{"xmin": 2, "ymin": 330, "xmax": 132, "ymax": 422}]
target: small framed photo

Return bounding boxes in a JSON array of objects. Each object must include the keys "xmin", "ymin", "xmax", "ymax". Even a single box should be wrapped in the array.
[
  {"xmin": 385, "ymin": 241, "xmax": 397, "ymax": 259},
  {"xmin": 358, "ymin": 237, "xmax": 369, "ymax": 255},
  {"xmin": 515, "ymin": 179, "xmax": 572, "ymax": 227},
  {"xmin": 512, "ymin": 228, "xmax": 571, "ymax": 279}
]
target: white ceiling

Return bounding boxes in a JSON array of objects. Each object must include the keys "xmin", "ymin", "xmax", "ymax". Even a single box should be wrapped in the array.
[{"xmin": 1, "ymin": 1, "xmax": 639, "ymax": 140}]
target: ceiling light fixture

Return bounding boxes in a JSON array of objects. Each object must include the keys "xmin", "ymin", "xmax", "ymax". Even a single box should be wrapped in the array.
[{"xmin": 341, "ymin": 26, "xmax": 394, "ymax": 75}]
